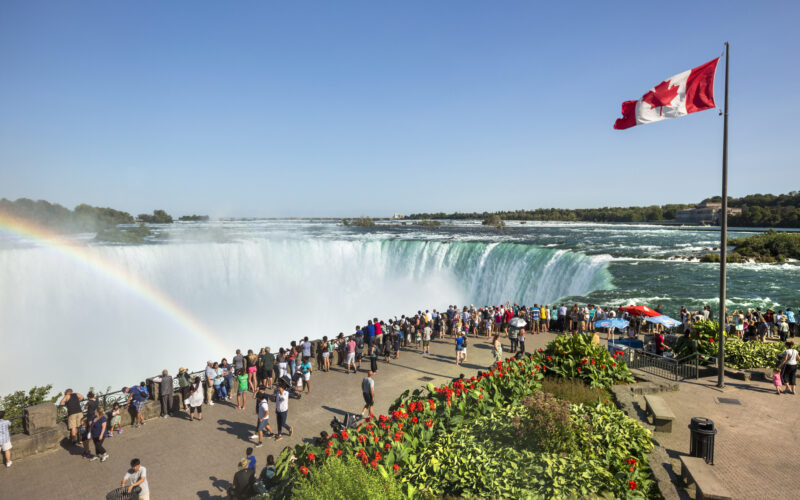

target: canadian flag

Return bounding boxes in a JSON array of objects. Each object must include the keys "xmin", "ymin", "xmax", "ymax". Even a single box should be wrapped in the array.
[{"xmin": 614, "ymin": 58, "xmax": 719, "ymax": 130}]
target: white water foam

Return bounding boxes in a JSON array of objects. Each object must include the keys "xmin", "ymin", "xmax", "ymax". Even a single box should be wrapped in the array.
[{"xmin": 0, "ymin": 238, "xmax": 612, "ymax": 394}]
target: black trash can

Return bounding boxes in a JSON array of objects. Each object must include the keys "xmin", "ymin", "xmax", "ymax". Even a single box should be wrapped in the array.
[{"xmin": 688, "ymin": 417, "xmax": 717, "ymax": 464}]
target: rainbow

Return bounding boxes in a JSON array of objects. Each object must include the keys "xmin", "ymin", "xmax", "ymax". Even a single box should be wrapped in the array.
[{"xmin": 0, "ymin": 214, "xmax": 228, "ymax": 356}]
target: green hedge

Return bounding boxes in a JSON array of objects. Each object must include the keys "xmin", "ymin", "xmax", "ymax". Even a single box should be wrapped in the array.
[
  {"xmin": 674, "ymin": 319, "xmax": 783, "ymax": 369},
  {"xmin": 530, "ymin": 333, "xmax": 636, "ymax": 388}
]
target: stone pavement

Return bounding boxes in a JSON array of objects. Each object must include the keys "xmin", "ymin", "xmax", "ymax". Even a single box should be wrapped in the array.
[
  {"xmin": 0, "ymin": 333, "xmax": 557, "ymax": 500},
  {"xmin": 631, "ymin": 373, "xmax": 800, "ymax": 500}
]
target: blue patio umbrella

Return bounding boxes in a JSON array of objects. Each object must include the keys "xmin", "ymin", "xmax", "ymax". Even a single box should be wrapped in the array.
[
  {"xmin": 645, "ymin": 315, "xmax": 681, "ymax": 328},
  {"xmin": 594, "ymin": 318, "xmax": 630, "ymax": 329}
]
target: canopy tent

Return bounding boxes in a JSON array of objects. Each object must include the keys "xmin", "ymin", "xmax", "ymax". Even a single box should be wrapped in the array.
[
  {"xmin": 619, "ymin": 305, "xmax": 660, "ymax": 317},
  {"xmin": 594, "ymin": 318, "xmax": 630, "ymax": 330},
  {"xmin": 645, "ymin": 315, "xmax": 682, "ymax": 328}
]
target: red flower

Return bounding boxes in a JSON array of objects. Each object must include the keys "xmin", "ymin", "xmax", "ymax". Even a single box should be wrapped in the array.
[
  {"xmin": 577, "ymin": 367, "xmax": 582, "ymax": 372},
  {"xmin": 325, "ymin": 448, "xmax": 331, "ymax": 455},
  {"xmin": 374, "ymin": 436, "xmax": 379, "ymax": 443},
  {"xmin": 393, "ymin": 464, "xmax": 401, "ymax": 472},
  {"xmin": 328, "ymin": 441, "xmax": 333, "ymax": 447},
  {"xmin": 300, "ymin": 466, "xmax": 309, "ymax": 475},
  {"xmin": 370, "ymin": 459, "xmax": 378, "ymax": 468},
  {"xmin": 425, "ymin": 419, "xmax": 433, "ymax": 428},
  {"xmin": 307, "ymin": 452, "xmax": 316, "ymax": 462},
  {"xmin": 479, "ymin": 394, "xmax": 483, "ymax": 399},
  {"xmin": 546, "ymin": 355, "xmax": 552, "ymax": 361},
  {"xmin": 385, "ymin": 443, "xmax": 392, "ymax": 450},
  {"xmin": 629, "ymin": 467, "xmax": 634, "ymax": 472},
  {"xmin": 709, "ymin": 337, "xmax": 715, "ymax": 343},
  {"xmin": 340, "ymin": 431, "xmax": 349, "ymax": 440},
  {"xmin": 601, "ymin": 365, "xmax": 605, "ymax": 369},
  {"xmin": 336, "ymin": 449, "xmax": 343, "ymax": 456},
  {"xmin": 411, "ymin": 416, "xmax": 418, "ymax": 425},
  {"xmin": 590, "ymin": 359, "xmax": 596, "ymax": 365},
  {"xmin": 612, "ymin": 363, "xmax": 617, "ymax": 367},
  {"xmin": 537, "ymin": 348, "xmax": 543, "ymax": 353},
  {"xmin": 628, "ymin": 480, "xmax": 637, "ymax": 490}
]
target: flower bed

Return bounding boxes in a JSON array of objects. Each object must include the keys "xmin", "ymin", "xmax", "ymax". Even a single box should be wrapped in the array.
[
  {"xmin": 266, "ymin": 337, "xmax": 656, "ymax": 499},
  {"xmin": 674, "ymin": 319, "xmax": 783, "ymax": 369},
  {"xmin": 529, "ymin": 332, "xmax": 636, "ymax": 388}
]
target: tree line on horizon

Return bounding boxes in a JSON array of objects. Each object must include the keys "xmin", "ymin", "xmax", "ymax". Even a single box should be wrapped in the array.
[
  {"xmin": 408, "ymin": 190, "xmax": 800, "ymax": 228},
  {"xmin": 0, "ymin": 198, "xmax": 208, "ymax": 233}
]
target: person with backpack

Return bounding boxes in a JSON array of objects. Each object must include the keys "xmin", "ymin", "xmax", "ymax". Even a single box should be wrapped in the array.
[{"xmin": 257, "ymin": 454, "xmax": 276, "ymax": 493}]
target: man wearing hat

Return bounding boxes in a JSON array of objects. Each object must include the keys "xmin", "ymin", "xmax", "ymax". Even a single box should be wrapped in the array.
[
  {"xmin": 204, "ymin": 361, "xmax": 216, "ymax": 406},
  {"xmin": 227, "ymin": 458, "xmax": 255, "ymax": 499},
  {"xmin": 176, "ymin": 367, "xmax": 192, "ymax": 410}
]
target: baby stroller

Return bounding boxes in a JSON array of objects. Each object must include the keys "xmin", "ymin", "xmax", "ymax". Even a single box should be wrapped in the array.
[
  {"xmin": 330, "ymin": 412, "xmax": 362, "ymax": 434},
  {"xmin": 278, "ymin": 373, "xmax": 302, "ymax": 399}
]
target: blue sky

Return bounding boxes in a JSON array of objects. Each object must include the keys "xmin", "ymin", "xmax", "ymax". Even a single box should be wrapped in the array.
[{"xmin": 1, "ymin": 1, "xmax": 797, "ymax": 217}]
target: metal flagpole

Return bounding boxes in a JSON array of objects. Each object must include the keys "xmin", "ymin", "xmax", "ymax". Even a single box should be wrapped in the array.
[{"xmin": 717, "ymin": 42, "xmax": 730, "ymax": 388}]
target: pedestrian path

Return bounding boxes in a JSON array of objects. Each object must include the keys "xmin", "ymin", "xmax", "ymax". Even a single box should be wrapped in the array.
[{"xmin": 635, "ymin": 374, "xmax": 800, "ymax": 499}]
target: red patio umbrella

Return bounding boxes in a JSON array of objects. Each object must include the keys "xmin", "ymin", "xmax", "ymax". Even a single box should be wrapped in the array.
[{"xmin": 618, "ymin": 305, "xmax": 660, "ymax": 317}]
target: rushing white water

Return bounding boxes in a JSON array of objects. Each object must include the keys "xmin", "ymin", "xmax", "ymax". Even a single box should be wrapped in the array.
[{"xmin": 0, "ymin": 236, "xmax": 612, "ymax": 394}]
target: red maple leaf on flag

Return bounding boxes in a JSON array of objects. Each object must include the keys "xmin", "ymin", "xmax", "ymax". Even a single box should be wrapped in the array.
[{"xmin": 642, "ymin": 79, "xmax": 680, "ymax": 115}]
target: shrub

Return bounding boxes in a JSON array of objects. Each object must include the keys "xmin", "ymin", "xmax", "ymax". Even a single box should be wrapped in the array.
[
  {"xmin": 674, "ymin": 319, "xmax": 723, "ymax": 359},
  {"xmin": 0, "ymin": 385, "xmax": 61, "ymax": 434},
  {"xmin": 531, "ymin": 334, "xmax": 635, "ymax": 388},
  {"xmin": 673, "ymin": 319, "xmax": 780, "ymax": 369},
  {"xmin": 541, "ymin": 376, "xmax": 612, "ymax": 405},
  {"xmin": 514, "ymin": 391, "xmax": 576, "ymax": 454},
  {"xmin": 724, "ymin": 338, "xmax": 784, "ymax": 369},
  {"xmin": 404, "ymin": 403, "xmax": 654, "ymax": 499},
  {"xmin": 291, "ymin": 455, "xmax": 405, "ymax": 500}
]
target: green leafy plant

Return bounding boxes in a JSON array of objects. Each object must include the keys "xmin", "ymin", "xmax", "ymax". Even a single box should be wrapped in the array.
[
  {"xmin": 723, "ymin": 338, "xmax": 785, "ymax": 369},
  {"xmin": 673, "ymin": 319, "xmax": 779, "ymax": 369},
  {"xmin": 531, "ymin": 333, "xmax": 635, "ymax": 388}
]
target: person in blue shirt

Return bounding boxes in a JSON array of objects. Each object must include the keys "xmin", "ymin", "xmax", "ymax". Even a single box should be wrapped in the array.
[
  {"xmin": 125, "ymin": 383, "xmax": 148, "ymax": 428},
  {"xmin": 455, "ymin": 334, "xmax": 465, "ymax": 365},
  {"xmin": 787, "ymin": 308, "xmax": 797, "ymax": 338},
  {"xmin": 300, "ymin": 357, "xmax": 312, "ymax": 394},
  {"xmin": 245, "ymin": 447, "xmax": 256, "ymax": 471},
  {"xmin": 365, "ymin": 320, "xmax": 376, "ymax": 346}
]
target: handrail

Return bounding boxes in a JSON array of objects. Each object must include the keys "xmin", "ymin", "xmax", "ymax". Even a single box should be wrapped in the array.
[{"xmin": 9, "ymin": 368, "xmax": 207, "ymax": 435}]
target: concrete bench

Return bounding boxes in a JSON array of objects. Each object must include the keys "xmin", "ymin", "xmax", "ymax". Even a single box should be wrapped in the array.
[
  {"xmin": 680, "ymin": 455, "xmax": 732, "ymax": 500},
  {"xmin": 644, "ymin": 394, "xmax": 675, "ymax": 432}
]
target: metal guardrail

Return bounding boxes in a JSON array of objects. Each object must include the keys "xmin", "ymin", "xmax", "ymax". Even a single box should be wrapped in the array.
[
  {"xmin": 9, "ymin": 369, "xmax": 207, "ymax": 435},
  {"xmin": 628, "ymin": 349, "xmax": 717, "ymax": 381}
]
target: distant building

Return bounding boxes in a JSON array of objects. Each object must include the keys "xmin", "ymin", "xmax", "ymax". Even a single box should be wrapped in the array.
[
  {"xmin": 675, "ymin": 202, "xmax": 741, "ymax": 224},
  {"xmin": 391, "ymin": 213, "xmax": 405, "ymax": 219}
]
